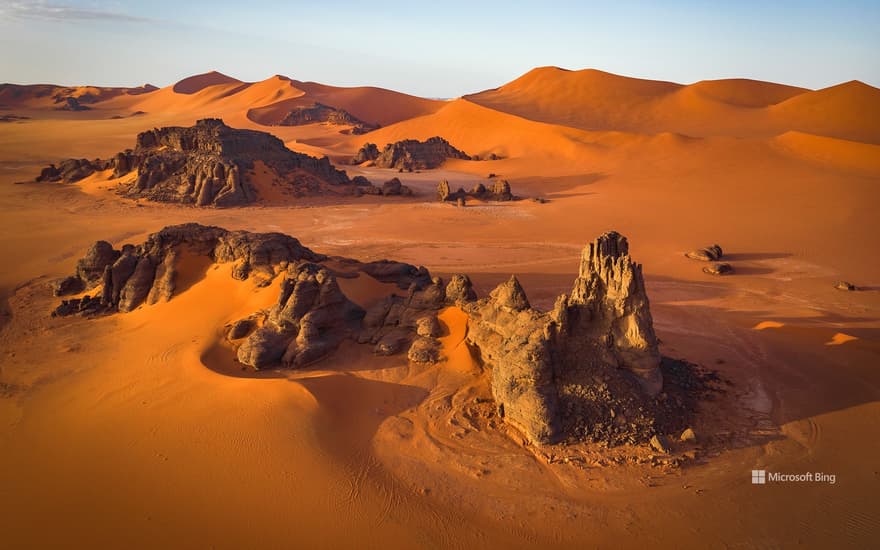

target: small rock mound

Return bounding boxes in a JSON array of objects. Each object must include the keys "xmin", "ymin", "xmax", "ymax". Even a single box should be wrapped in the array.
[
  {"xmin": 353, "ymin": 137, "xmax": 470, "ymax": 170},
  {"xmin": 272, "ymin": 102, "xmax": 378, "ymax": 134},
  {"xmin": 703, "ymin": 262, "xmax": 734, "ymax": 276},
  {"xmin": 437, "ymin": 178, "xmax": 516, "ymax": 203},
  {"xmin": 685, "ymin": 244, "xmax": 723, "ymax": 262},
  {"xmin": 834, "ymin": 280, "xmax": 857, "ymax": 291}
]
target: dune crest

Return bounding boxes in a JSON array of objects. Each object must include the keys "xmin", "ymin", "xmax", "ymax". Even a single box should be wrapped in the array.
[{"xmin": 171, "ymin": 70, "xmax": 242, "ymax": 94}]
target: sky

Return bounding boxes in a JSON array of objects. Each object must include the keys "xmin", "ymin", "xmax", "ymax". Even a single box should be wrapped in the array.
[{"xmin": 1, "ymin": 0, "xmax": 878, "ymax": 97}]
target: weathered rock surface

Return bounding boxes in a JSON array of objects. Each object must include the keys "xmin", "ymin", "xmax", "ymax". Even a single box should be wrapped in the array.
[
  {"xmin": 34, "ymin": 118, "xmax": 380, "ymax": 206},
  {"xmin": 465, "ymin": 231, "xmax": 664, "ymax": 445},
  {"xmin": 352, "ymin": 143, "xmax": 379, "ymax": 164},
  {"xmin": 51, "ymin": 225, "xmax": 699, "ymax": 449},
  {"xmin": 272, "ymin": 102, "xmax": 378, "ymax": 134},
  {"xmin": 380, "ymin": 177, "xmax": 413, "ymax": 196},
  {"xmin": 237, "ymin": 263, "xmax": 365, "ymax": 369},
  {"xmin": 445, "ymin": 274, "xmax": 477, "ymax": 305},
  {"xmin": 437, "ymin": 178, "xmax": 516, "ymax": 203},
  {"xmin": 835, "ymin": 280, "xmax": 857, "ymax": 291},
  {"xmin": 52, "ymin": 223, "xmax": 323, "ymax": 317},
  {"xmin": 37, "ymin": 158, "xmax": 109, "ymax": 184},
  {"xmin": 685, "ymin": 244, "xmax": 723, "ymax": 262},
  {"xmin": 353, "ymin": 137, "xmax": 470, "ymax": 170},
  {"xmin": 702, "ymin": 262, "xmax": 734, "ymax": 275}
]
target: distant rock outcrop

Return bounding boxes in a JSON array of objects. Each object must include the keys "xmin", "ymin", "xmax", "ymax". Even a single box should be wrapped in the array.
[
  {"xmin": 274, "ymin": 102, "xmax": 379, "ymax": 134},
  {"xmin": 352, "ymin": 137, "xmax": 470, "ymax": 170},
  {"xmin": 464, "ymin": 231, "xmax": 663, "ymax": 445},
  {"xmin": 685, "ymin": 244, "xmax": 723, "ymax": 262},
  {"xmin": 33, "ymin": 118, "xmax": 382, "ymax": 206},
  {"xmin": 437, "ymin": 178, "xmax": 516, "ymax": 203}
]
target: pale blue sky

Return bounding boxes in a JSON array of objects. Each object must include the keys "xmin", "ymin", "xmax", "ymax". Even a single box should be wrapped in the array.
[{"xmin": 1, "ymin": 0, "xmax": 878, "ymax": 96}]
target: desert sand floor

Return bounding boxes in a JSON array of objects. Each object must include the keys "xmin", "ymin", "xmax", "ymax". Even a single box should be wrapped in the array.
[{"xmin": 1, "ymin": 80, "xmax": 879, "ymax": 548}]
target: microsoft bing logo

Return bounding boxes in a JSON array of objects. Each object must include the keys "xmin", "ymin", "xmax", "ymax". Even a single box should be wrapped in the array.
[{"xmin": 751, "ymin": 470, "xmax": 766, "ymax": 484}]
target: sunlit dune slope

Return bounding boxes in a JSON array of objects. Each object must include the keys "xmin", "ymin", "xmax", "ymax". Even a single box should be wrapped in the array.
[
  {"xmin": 768, "ymin": 81, "xmax": 880, "ymax": 144},
  {"xmin": 773, "ymin": 130, "xmax": 880, "ymax": 173},
  {"xmin": 466, "ymin": 66, "xmax": 880, "ymax": 143},
  {"xmin": 171, "ymin": 70, "xmax": 243, "ymax": 94}
]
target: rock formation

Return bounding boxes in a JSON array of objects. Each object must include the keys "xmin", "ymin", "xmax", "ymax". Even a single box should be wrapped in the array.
[
  {"xmin": 34, "ymin": 118, "xmax": 382, "ymax": 206},
  {"xmin": 685, "ymin": 244, "xmax": 723, "ymax": 262},
  {"xmin": 380, "ymin": 177, "xmax": 413, "ymax": 196},
  {"xmin": 236, "ymin": 263, "xmax": 365, "ymax": 368},
  {"xmin": 464, "ymin": 231, "xmax": 663, "ymax": 445},
  {"xmin": 53, "ymin": 223, "xmax": 324, "ymax": 316},
  {"xmin": 52, "ymin": 226, "xmax": 693, "ymax": 448},
  {"xmin": 437, "ymin": 178, "xmax": 516, "ymax": 203},
  {"xmin": 702, "ymin": 262, "xmax": 734, "ymax": 276},
  {"xmin": 352, "ymin": 137, "xmax": 470, "ymax": 170},
  {"xmin": 272, "ymin": 102, "xmax": 379, "ymax": 134}
]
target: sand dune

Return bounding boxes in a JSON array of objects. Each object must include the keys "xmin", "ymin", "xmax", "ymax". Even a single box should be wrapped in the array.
[
  {"xmin": 769, "ymin": 81, "xmax": 880, "ymax": 144},
  {"xmin": 686, "ymin": 78, "xmax": 807, "ymax": 107},
  {"xmin": 466, "ymin": 66, "xmax": 880, "ymax": 143},
  {"xmin": 171, "ymin": 70, "xmax": 243, "ymax": 94},
  {"xmin": 773, "ymin": 131, "xmax": 880, "ymax": 174}
]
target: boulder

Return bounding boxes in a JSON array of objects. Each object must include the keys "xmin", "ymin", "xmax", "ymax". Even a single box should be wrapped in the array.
[
  {"xmin": 408, "ymin": 336, "xmax": 442, "ymax": 364},
  {"xmin": 382, "ymin": 177, "xmax": 403, "ymax": 195},
  {"xmin": 228, "ymin": 318, "xmax": 255, "ymax": 340},
  {"xmin": 679, "ymin": 427, "xmax": 697, "ymax": 442},
  {"xmin": 835, "ymin": 281, "xmax": 856, "ymax": 291},
  {"xmin": 703, "ymin": 262, "xmax": 733, "ymax": 276},
  {"xmin": 650, "ymin": 434, "xmax": 671, "ymax": 454},
  {"xmin": 416, "ymin": 315, "xmax": 441, "ymax": 338},
  {"xmin": 237, "ymin": 327, "xmax": 290, "ymax": 369},
  {"xmin": 53, "ymin": 275, "xmax": 85, "ymax": 297},
  {"xmin": 76, "ymin": 241, "xmax": 121, "ymax": 288},
  {"xmin": 685, "ymin": 244, "xmax": 723, "ymax": 262},
  {"xmin": 445, "ymin": 274, "xmax": 477, "ymax": 304},
  {"xmin": 438, "ymin": 179, "xmax": 451, "ymax": 201},
  {"xmin": 352, "ymin": 143, "xmax": 380, "ymax": 164}
]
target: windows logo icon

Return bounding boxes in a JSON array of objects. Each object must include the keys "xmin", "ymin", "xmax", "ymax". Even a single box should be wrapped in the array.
[{"xmin": 751, "ymin": 470, "xmax": 766, "ymax": 484}]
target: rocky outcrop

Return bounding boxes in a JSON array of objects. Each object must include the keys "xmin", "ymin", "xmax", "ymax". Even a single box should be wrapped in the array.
[
  {"xmin": 437, "ymin": 178, "xmax": 516, "ymax": 203},
  {"xmin": 353, "ymin": 137, "xmax": 470, "ymax": 170},
  {"xmin": 273, "ymin": 102, "xmax": 378, "ymax": 134},
  {"xmin": 52, "ymin": 223, "xmax": 324, "ymax": 317},
  {"xmin": 236, "ymin": 263, "xmax": 365, "ymax": 368},
  {"xmin": 357, "ymin": 275, "xmax": 453, "ymax": 364},
  {"xmin": 380, "ymin": 177, "xmax": 413, "ymax": 196},
  {"xmin": 464, "ymin": 231, "xmax": 663, "ymax": 445},
  {"xmin": 58, "ymin": 97, "xmax": 90, "ymax": 111},
  {"xmin": 352, "ymin": 143, "xmax": 379, "ymax": 164},
  {"xmin": 36, "ymin": 158, "xmax": 110, "ymax": 184},
  {"xmin": 34, "ymin": 118, "xmax": 380, "ymax": 206},
  {"xmin": 702, "ymin": 262, "xmax": 733, "ymax": 276},
  {"xmin": 685, "ymin": 244, "xmax": 723, "ymax": 262},
  {"xmin": 51, "ymin": 225, "xmax": 690, "ymax": 448}
]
